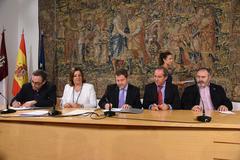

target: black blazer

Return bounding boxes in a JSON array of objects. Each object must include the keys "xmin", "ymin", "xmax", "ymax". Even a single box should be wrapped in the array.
[
  {"xmin": 143, "ymin": 82, "xmax": 181, "ymax": 109},
  {"xmin": 98, "ymin": 83, "xmax": 142, "ymax": 109},
  {"xmin": 11, "ymin": 82, "xmax": 56, "ymax": 107},
  {"xmin": 181, "ymin": 83, "xmax": 232, "ymax": 110}
]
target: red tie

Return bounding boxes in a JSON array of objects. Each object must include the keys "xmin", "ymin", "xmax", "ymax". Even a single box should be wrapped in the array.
[{"xmin": 157, "ymin": 86, "xmax": 163, "ymax": 105}]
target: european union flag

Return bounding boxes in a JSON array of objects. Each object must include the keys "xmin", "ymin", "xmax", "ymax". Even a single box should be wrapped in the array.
[{"xmin": 38, "ymin": 31, "xmax": 45, "ymax": 71}]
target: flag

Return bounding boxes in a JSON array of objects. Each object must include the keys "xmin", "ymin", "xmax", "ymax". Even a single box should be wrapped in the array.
[
  {"xmin": 12, "ymin": 31, "xmax": 28, "ymax": 96},
  {"xmin": 0, "ymin": 30, "xmax": 8, "ymax": 81},
  {"xmin": 0, "ymin": 30, "xmax": 8, "ymax": 107},
  {"xmin": 38, "ymin": 31, "xmax": 45, "ymax": 70}
]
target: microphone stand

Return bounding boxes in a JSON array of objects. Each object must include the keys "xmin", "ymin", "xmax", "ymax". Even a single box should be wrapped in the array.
[
  {"xmin": 48, "ymin": 98, "xmax": 61, "ymax": 116},
  {"xmin": 197, "ymin": 106, "xmax": 211, "ymax": 122},
  {"xmin": 0, "ymin": 92, "xmax": 16, "ymax": 114},
  {"xmin": 104, "ymin": 98, "xmax": 115, "ymax": 117},
  {"xmin": 195, "ymin": 81, "xmax": 212, "ymax": 122}
]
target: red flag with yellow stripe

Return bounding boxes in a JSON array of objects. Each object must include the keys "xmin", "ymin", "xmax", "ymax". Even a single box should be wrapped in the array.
[{"xmin": 12, "ymin": 32, "xmax": 28, "ymax": 96}]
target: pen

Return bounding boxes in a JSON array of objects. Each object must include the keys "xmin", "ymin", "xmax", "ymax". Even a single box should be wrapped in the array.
[{"xmin": 105, "ymin": 97, "xmax": 112, "ymax": 111}]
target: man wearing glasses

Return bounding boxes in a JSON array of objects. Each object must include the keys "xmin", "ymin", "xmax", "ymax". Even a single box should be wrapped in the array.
[{"xmin": 11, "ymin": 70, "xmax": 56, "ymax": 108}]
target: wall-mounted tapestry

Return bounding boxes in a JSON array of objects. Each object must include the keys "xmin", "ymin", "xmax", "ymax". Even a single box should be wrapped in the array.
[{"xmin": 39, "ymin": 0, "xmax": 240, "ymax": 100}]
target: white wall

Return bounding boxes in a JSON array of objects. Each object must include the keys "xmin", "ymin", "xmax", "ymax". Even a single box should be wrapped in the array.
[{"xmin": 0, "ymin": 0, "xmax": 39, "ymax": 100}]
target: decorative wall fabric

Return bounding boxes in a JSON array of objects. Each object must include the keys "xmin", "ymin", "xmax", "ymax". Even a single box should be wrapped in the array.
[{"xmin": 39, "ymin": 0, "xmax": 240, "ymax": 100}]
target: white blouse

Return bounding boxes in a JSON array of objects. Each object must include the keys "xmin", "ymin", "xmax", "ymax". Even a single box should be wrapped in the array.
[{"xmin": 61, "ymin": 83, "xmax": 97, "ymax": 108}]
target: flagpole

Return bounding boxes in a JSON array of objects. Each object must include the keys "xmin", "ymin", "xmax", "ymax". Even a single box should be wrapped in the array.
[
  {"xmin": 48, "ymin": 0, "xmax": 61, "ymax": 116},
  {"xmin": 0, "ymin": 29, "xmax": 16, "ymax": 114},
  {"xmin": 3, "ymin": 25, "xmax": 6, "ymax": 32}
]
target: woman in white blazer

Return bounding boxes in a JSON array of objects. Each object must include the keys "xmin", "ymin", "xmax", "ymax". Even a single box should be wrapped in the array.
[{"xmin": 61, "ymin": 67, "xmax": 97, "ymax": 108}]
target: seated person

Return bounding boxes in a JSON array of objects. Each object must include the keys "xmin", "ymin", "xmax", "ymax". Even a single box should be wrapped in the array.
[
  {"xmin": 11, "ymin": 69, "xmax": 56, "ymax": 107},
  {"xmin": 98, "ymin": 68, "xmax": 142, "ymax": 109},
  {"xmin": 61, "ymin": 67, "xmax": 97, "ymax": 108},
  {"xmin": 143, "ymin": 67, "xmax": 181, "ymax": 110},
  {"xmin": 181, "ymin": 67, "xmax": 232, "ymax": 112}
]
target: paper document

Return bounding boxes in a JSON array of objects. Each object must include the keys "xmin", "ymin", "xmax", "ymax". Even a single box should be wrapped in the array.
[
  {"xmin": 103, "ymin": 108, "xmax": 122, "ymax": 112},
  {"xmin": 63, "ymin": 109, "xmax": 95, "ymax": 116},
  {"xmin": 20, "ymin": 110, "xmax": 48, "ymax": 116},
  {"xmin": 103, "ymin": 108, "xmax": 143, "ymax": 114},
  {"xmin": 219, "ymin": 111, "xmax": 235, "ymax": 114},
  {"xmin": 10, "ymin": 106, "xmax": 46, "ymax": 111}
]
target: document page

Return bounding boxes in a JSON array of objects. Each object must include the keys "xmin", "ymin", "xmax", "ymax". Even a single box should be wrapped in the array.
[
  {"xmin": 10, "ymin": 106, "xmax": 46, "ymax": 111},
  {"xmin": 63, "ymin": 109, "xmax": 95, "ymax": 116},
  {"xmin": 20, "ymin": 110, "xmax": 49, "ymax": 116}
]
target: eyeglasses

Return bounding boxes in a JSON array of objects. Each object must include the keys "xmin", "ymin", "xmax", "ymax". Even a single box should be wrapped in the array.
[{"xmin": 31, "ymin": 80, "xmax": 43, "ymax": 86}]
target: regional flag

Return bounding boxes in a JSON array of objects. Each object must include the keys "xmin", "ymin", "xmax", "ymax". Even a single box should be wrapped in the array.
[
  {"xmin": 0, "ymin": 30, "xmax": 8, "ymax": 81},
  {"xmin": 12, "ymin": 31, "xmax": 28, "ymax": 96},
  {"xmin": 0, "ymin": 30, "xmax": 9, "ymax": 107}
]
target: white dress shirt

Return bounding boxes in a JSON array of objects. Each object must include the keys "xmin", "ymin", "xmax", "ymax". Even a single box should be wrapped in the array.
[
  {"xmin": 61, "ymin": 83, "xmax": 97, "ymax": 108},
  {"xmin": 199, "ymin": 86, "xmax": 214, "ymax": 110}
]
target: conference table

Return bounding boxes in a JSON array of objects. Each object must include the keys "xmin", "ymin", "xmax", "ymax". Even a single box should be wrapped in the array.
[{"xmin": 0, "ymin": 107, "xmax": 240, "ymax": 160}]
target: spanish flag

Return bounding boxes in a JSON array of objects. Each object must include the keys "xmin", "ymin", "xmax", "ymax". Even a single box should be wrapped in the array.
[{"xmin": 12, "ymin": 31, "xmax": 28, "ymax": 96}]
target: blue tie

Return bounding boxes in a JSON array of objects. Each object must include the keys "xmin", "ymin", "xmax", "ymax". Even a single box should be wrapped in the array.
[{"xmin": 118, "ymin": 89, "xmax": 125, "ymax": 108}]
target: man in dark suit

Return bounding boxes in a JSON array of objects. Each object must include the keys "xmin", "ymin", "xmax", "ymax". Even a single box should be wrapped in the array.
[
  {"xmin": 143, "ymin": 67, "xmax": 181, "ymax": 110},
  {"xmin": 98, "ymin": 69, "xmax": 142, "ymax": 109},
  {"xmin": 181, "ymin": 67, "xmax": 232, "ymax": 111},
  {"xmin": 11, "ymin": 69, "xmax": 56, "ymax": 107}
]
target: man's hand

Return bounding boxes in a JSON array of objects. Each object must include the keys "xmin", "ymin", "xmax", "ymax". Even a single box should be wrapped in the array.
[
  {"xmin": 12, "ymin": 100, "xmax": 21, "ymax": 107},
  {"xmin": 151, "ymin": 104, "xmax": 159, "ymax": 111},
  {"xmin": 121, "ymin": 104, "xmax": 131, "ymax": 110},
  {"xmin": 104, "ymin": 103, "xmax": 112, "ymax": 110},
  {"xmin": 192, "ymin": 105, "xmax": 202, "ymax": 112},
  {"xmin": 218, "ymin": 105, "xmax": 228, "ymax": 112},
  {"xmin": 158, "ymin": 104, "xmax": 170, "ymax": 111},
  {"xmin": 21, "ymin": 100, "xmax": 37, "ymax": 107}
]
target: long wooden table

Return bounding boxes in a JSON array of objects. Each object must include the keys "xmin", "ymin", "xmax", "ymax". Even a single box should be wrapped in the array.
[{"xmin": 0, "ymin": 108, "xmax": 240, "ymax": 160}]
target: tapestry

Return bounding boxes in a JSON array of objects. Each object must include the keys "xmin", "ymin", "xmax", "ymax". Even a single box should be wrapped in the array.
[{"xmin": 39, "ymin": 0, "xmax": 240, "ymax": 100}]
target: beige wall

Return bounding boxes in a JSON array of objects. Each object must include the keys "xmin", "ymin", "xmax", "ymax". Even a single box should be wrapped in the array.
[{"xmin": 0, "ymin": 0, "xmax": 39, "ymax": 105}]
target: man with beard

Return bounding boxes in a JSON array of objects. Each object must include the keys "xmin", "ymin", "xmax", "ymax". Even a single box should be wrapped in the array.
[
  {"xmin": 11, "ymin": 70, "xmax": 56, "ymax": 108},
  {"xmin": 181, "ymin": 67, "xmax": 232, "ymax": 111}
]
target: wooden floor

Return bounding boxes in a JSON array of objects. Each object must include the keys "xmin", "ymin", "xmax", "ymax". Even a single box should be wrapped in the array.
[{"xmin": 0, "ymin": 109, "xmax": 240, "ymax": 160}]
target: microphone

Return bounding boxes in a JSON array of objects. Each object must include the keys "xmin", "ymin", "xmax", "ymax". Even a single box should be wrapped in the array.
[
  {"xmin": 104, "ymin": 97, "xmax": 115, "ymax": 117},
  {"xmin": 194, "ymin": 78, "xmax": 211, "ymax": 122},
  {"xmin": 48, "ymin": 97, "xmax": 61, "ymax": 116},
  {"xmin": 0, "ymin": 92, "xmax": 16, "ymax": 114}
]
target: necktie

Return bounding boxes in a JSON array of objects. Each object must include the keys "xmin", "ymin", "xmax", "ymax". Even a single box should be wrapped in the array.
[
  {"xmin": 157, "ymin": 86, "xmax": 163, "ymax": 105},
  {"xmin": 118, "ymin": 89, "xmax": 125, "ymax": 108}
]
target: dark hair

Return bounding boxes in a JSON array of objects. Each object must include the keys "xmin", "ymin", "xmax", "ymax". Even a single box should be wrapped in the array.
[
  {"xmin": 32, "ymin": 69, "xmax": 47, "ymax": 81},
  {"xmin": 156, "ymin": 66, "xmax": 169, "ymax": 77},
  {"xmin": 159, "ymin": 51, "xmax": 172, "ymax": 65},
  {"xmin": 115, "ymin": 68, "xmax": 128, "ymax": 78},
  {"xmin": 196, "ymin": 67, "xmax": 212, "ymax": 75},
  {"xmin": 69, "ymin": 67, "xmax": 86, "ymax": 86}
]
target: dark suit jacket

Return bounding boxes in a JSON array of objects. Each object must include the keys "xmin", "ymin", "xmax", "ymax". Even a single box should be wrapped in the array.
[
  {"xmin": 11, "ymin": 82, "xmax": 56, "ymax": 107},
  {"xmin": 143, "ymin": 82, "xmax": 181, "ymax": 109},
  {"xmin": 98, "ymin": 83, "xmax": 142, "ymax": 109},
  {"xmin": 181, "ymin": 83, "xmax": 232, "ymax": 111}
]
